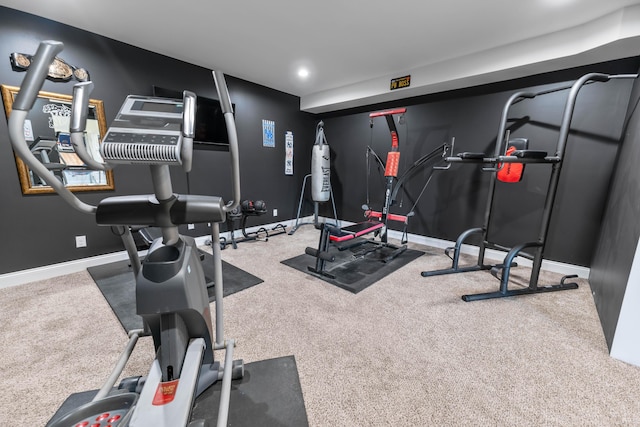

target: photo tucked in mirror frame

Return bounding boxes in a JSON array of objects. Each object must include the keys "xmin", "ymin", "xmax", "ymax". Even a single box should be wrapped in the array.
[{"xmin": 1, "ymin": 84, "xmax": 114, "ymax": 194}]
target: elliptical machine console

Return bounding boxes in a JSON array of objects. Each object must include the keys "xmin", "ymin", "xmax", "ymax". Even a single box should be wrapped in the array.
[
  {"xmin": 8, "ymin": 40, "xmax": 243, "ymax": 427},
  {"xmin": 101, "ymin": 94, "xmax": 195, "ymax": 167}
]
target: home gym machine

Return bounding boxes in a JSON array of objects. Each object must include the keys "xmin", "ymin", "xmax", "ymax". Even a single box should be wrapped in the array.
[
  {"xmin": 8, "ymin": 40, "xmax": 243, "ymax": 426},
  {"xmin": 421, "ymin": 72, "xmax": 638, "ymax": 302},
  {"xmin": 289, "ymin": 121, "xmax": 339, "ymax": 234},
  {"xmin": 306, "ymin": 108, "xmax": 447, "ymax": 278}
]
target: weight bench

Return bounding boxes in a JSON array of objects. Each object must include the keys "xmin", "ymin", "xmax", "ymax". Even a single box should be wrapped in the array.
[{"xmin": 305, "ymin": 218, "xmax": 407, "ymax": 279}]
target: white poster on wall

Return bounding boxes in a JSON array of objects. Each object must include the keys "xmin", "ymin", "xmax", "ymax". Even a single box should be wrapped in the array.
[{"xmin": 285, "ymin": 131, "xmax": 293, "ymax": 175}]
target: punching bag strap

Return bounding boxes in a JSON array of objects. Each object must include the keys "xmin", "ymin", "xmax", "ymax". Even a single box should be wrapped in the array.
[{"xmin": 315, "ymin": 121, "xmax": 327, "ymax": 147}]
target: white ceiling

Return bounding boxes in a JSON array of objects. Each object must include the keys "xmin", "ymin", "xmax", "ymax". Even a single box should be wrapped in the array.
[{"xmin": 1, "ymin": 0, "xmax": 640, "ymax": 113}]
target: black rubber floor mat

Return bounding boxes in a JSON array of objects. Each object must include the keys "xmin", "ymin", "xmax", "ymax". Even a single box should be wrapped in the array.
[
  {"xmin": 47, "ymin": 356, "xmax": 308, "ymax": 427},
  {"xmin": 88, "ymin": 249, "xmax": 263, "ymax": 332},
  {"xmin": 281, "ymin": 241, "xmax": 423, "ymax": 293}
]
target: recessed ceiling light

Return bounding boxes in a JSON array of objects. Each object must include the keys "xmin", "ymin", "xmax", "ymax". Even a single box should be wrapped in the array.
[
  {"xmin": 297, "ymin": 68, "xmax": 309, "ymax": 78},
  {"xmin": 540, "ymin": 0, "xmax": 576, "ymax": 6}
]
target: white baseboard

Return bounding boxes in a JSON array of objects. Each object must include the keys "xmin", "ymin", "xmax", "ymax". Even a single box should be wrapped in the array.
[
  {"xmin": 402, "ymin": 232, "xmax": 590, "ymax": 278},
  {"xmin": 0, "ymin": 218, "xmax": 304, "ymax": 290},
  {"xmin": 0, "ymin": 216, "xmax": 588, "ymax": 289},
  {"xmin": 0, "ymin": 251, "xmax": 137, "ymax": 290},
  {"xmin": 328, "ymin": 218, "xmax": 590, "ymax": 279}
]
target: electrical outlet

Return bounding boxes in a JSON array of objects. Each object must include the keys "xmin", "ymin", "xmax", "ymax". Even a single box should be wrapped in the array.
[
  {"xmin": 273, "ymin": 208, "xmax": 278, "ymax": 217},
  {"xmin": 188, "ymin": 223, "xmax": 195, "ymax": 230},
  {"xmin": 75, "ymin": 235, "xmax": 87, "ymax": 248}
]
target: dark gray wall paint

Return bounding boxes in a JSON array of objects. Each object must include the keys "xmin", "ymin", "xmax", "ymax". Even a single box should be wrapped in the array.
[
  {"xmin": 589, "ymin": 65, "xmax": 640, "ymax": 350},
  {"xmin": 0, "ymin": 7, "xmax": 315, "ymax": 275},
  {"xmin": 319, "ymin": 63, "xmax": 638, "ymax": 266},
  {"xmin": 1, "ymin": 6, "xmax": 638, "ymax": 279}
]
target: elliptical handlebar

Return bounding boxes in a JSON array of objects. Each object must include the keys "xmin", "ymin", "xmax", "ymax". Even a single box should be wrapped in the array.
[
  {"xmin": 70, "ymin": 81, "xmax": 113, "ymax": 172},
  {"xmin": 8, "ymin": 41, "xmax": 97, "ymax": 214},
  {"xmin": 181, "ymin": 90, "xmax": 196, "ymax": 172},
  {"xmin": 8, "ymin": 41, "xmax": 242, "ymax": 220},
  {"xmin": 12, "ymin": 40, "xmax": 62, "ymax": 111},
  {"xmin": 213, "ymin": 70, "xmax": 241, "ymax": 213}
]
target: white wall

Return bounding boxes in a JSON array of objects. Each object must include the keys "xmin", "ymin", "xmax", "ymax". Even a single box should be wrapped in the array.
[{"xmin": 610, "ymin": 237, "xmax": 640, "ymax": 366}]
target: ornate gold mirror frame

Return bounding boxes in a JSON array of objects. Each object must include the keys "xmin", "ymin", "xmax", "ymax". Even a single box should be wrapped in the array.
[{"xmin": 1, "ymin": 84, "xmax": 114, "ymax": 194}]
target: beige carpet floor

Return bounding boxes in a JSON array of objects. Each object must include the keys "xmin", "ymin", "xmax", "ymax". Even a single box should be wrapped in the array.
[{"xmin": 1, "ymin": 226, "xmax": 639, "ymax": 426}]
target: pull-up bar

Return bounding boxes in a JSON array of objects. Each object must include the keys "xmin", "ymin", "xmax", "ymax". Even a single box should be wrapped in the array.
[{"xmin": 422, "ymin": 72, "xmax": 638, "ymax": 302}]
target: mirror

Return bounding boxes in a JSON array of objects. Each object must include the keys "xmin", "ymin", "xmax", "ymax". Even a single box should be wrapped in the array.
[{"xmin": 1, "ymin": 84, "xmax": 114, "ymax": 194}]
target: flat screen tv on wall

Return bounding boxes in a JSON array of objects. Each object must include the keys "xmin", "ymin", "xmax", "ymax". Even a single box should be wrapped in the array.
[{"xmin": 152, "ymin": 86, "xmax": 233, "ymax": 151}]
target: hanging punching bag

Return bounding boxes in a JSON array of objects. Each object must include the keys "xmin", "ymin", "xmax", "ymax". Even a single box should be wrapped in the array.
[{"xmin": 311, "ymin": 121, "xmax": 331, "ymax": 202}]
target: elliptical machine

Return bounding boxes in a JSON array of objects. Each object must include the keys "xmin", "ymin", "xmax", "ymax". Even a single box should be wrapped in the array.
[{"xmin": 8, "ymin": 40, "xmax": 243, "ymax": 427}]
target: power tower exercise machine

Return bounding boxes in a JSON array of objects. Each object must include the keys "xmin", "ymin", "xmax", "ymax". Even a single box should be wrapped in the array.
[
  {"xmin": 306, "ymin": 108, "xmax": 447, "ymax": 278},
  {"xmin": 8, "ymin": 40, "xmax": 243, "ymax": 427},
  {"xmin": 422, "ymin": 72, "xmax": 638, "ymax": 302}
]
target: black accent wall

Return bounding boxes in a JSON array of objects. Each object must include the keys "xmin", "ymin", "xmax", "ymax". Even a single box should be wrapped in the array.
[
  {"xmin": 319, "ymin": 62, "xmax": 639, "ymax": 267},
  {"xmin": 0, "ymin": 7, "xmax": 315, "ymax": 275},
  {"xmin": 1, "ymin": 6, "xmax": 639, "ymax": 279}
]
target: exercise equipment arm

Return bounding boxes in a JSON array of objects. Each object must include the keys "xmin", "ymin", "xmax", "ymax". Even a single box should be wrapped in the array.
[
  {"xmin": 69, "ymin": 81, "xmax": 113, "ymax": 171},
  {"xmin": 213, "ymin": 71, "xmax": 241, "ymax": 213},
  {"xmin": 433, "ymin": 137, "xmax": 455, "ymax": 170},
  {"xmin": 8, "ymin": 40, "xmax": 96, "ymax": 214},
  {"xmin": 12, "ymin": 41, "xmax": 62, "ymax": 111}
]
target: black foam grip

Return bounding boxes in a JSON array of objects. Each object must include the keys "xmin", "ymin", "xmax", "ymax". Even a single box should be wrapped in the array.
[
  {"xmin": 457, "ymin": 152, "xmax": 486, "ymax": 159},
  {"xmin": 512, "ymin": 150, "xmax": 547, "ymax": 159}
]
